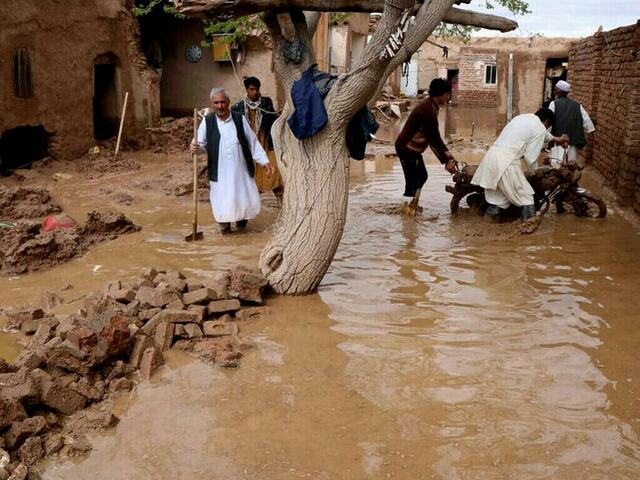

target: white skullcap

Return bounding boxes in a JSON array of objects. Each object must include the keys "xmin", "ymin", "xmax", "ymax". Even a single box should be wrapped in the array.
[{"xmin": 555, "ymin": 80, "xmax": 571, "ymax": 92}]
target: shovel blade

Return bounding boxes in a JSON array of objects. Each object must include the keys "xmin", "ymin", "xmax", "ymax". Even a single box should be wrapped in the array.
[{"xmin": 185, "ymin": 231, "xmax": 204, "ymax": 242}]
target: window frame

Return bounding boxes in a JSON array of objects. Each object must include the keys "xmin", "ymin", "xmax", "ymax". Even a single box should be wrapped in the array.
[
  {"xmin": 484, "ymin": 64, "xmax": 497, "ymax": 85},
  {"xmin": 12, "ymin": 47, "xmax": 34, "ymax": 98}
]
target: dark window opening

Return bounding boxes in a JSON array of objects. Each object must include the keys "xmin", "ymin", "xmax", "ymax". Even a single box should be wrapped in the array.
[
  {"xmin": 13, "ymin": 48, "xmax": 33, "ymax": 98},
  {"xmin": 93, "ymin": 63, "xmax": 119, "ymax": 140},
  {"xmin": 0, "ymin": 126, "xmax": 50, "ymax": 175},
  {"xmin": 485, "ymin": 65, "xmax": 497, "ymax": 85}
]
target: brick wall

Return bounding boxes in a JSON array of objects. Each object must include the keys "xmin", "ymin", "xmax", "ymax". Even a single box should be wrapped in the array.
[
  {"xmin": 569, "ymin": 22, "xmax": 640, "ymax": 213},
  {"xmin": 456, "ymin": 90, "xmax": 497, "ymax": 106},
  {"xmin": 457, "ymin": 47, "xmax": 498, "ymax": 107}
]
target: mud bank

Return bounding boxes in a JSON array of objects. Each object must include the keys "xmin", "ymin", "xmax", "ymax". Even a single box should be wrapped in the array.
[
  {"xmin": 145, "ymin": 117, "xmax": 194, "ymax": 155},
  {"xmin": 0, "ymin": 186, "xmax": 61, "ymax": 222},
  {"xmin": 136, "ymin": 160, "xmax": 209, "ymax": 200},
  {"xmin": 1, "ymin": 211, "xmax": 140, "ymax": 275},
  {"xmin": 0, "ymin": 266, "xmax": 268, "ymax": 479}
]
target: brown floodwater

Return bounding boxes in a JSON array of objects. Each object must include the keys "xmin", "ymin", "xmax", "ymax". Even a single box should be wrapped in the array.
[{"xmin": 1, "ymin": 144, "xmax": 640, "ymax": 479}]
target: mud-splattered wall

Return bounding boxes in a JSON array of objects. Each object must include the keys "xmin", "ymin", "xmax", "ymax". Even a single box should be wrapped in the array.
[
  {"xmin": 568, "ymin": 22, "xmax": 640, "ymax": 214},
  {"xmin": 0, "ymin": 0, "xmax": 160, "ymax": 162}
]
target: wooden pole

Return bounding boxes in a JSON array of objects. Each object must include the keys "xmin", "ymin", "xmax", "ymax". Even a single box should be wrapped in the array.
[
  {"xmin": 192, "ymin": 108, "xmax": 199, "ymax": 240},
  {"xmin": 114, "ymin": 91, "xmax": 129, "ymax": 161}
]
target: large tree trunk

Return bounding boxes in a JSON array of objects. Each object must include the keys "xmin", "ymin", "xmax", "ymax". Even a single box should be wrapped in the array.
[
  {"xmin": 260, "ymin": 118, "xmax": 350, "ymax": 294},
  {"xmin": 257, "ymin": 11, "xmax": 354, "ymax": 294},
  {"xmin": 258, "ymin": 4, "xmax": 441, "ymax": 294}
]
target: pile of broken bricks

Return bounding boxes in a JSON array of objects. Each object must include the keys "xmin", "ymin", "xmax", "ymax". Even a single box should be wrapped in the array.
[{"xmin": 0, "ymin": 265, "xmax": 269, "ymax": 479}]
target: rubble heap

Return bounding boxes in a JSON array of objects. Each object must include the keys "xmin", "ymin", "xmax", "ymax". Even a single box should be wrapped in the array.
[
  {"xmin": 0, "ymin": 211, "xmax": 141, "ymax": 275},
  {"xmin": 145, "ymin": 117, "xmax": 194, "ymax": 155},
  {"xmin": 0, "ymin": 266, "xmax": 269, "ymax": 479},
  {"xmin": 75, "ymin": 143, "xmax": 142, "ymax": 179}
]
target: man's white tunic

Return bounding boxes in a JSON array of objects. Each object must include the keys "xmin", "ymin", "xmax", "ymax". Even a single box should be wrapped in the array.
[
  {"xmin": 197, "ymin": 115, "xmax": 269, "ymax": 223},
  {"xmin": 472, "ymin": 113, "xmax": 552, "ymax": 208}
]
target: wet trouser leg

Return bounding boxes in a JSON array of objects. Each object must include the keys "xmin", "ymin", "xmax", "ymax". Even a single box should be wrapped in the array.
[
  {"xmin": 521, "ymin": 205, "xmax": 536, "ymax": 220},
  {"xmin": 396, "ymin": 146, "xmax": 427, "ymax": 198},
  {"xmin": 485, "ymin": 204, "xmax": 503, "ymax": 217}
]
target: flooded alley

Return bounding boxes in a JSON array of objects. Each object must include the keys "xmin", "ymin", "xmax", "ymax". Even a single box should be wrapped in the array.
[{"xmin": 2, "ymin": 144, "xmax": 638, "ymax": 479}]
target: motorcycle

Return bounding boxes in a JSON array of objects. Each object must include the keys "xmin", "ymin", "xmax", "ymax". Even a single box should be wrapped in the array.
[{"xmin": 445, "ymin": 149, "xmax": 607, "ymax": 229}]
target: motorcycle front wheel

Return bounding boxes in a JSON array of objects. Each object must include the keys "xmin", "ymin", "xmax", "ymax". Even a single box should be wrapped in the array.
[{"xmin": 561, "ymin": 191, "xmax": 607, "ymax": 218}]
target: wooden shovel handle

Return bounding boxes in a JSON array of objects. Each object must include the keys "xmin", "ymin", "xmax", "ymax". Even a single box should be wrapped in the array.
[{"xmin": 192, "ymin": 108, "xmax": 199, "ymax": 238}]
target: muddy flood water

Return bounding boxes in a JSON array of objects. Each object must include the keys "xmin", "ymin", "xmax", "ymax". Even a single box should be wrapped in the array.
[{"xmin": 2, "ymin": 135, "xmax": 640, "ymax": 479}]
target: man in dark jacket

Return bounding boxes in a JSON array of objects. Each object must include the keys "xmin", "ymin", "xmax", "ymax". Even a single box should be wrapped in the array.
[
  {"xmin": 231, "ymin": 77, "xmax": 283, "ymax": 205},
  {"xmin": 395, "ymin": 78, "xmax": 457, "ymax": 212},
  {"xmin": 548, "ymin": 80, "xmax": 595, "ymax": 167}
]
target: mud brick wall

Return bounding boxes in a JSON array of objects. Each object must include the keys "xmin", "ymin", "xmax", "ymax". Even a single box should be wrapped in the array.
[
  {"xmin": 456, "ymin": 89, "xmax": 498, "ymax": 107},
  {"xmin": 569, "ymin": 22, "xmax": 640, "ymax": 213},
  {"xmin": 0, "ymin": 0, "xmax": 160, "ymax": 159},
  {"xmin": 457, "ymin": 48, "xmax": 498, "ymax": 107}
]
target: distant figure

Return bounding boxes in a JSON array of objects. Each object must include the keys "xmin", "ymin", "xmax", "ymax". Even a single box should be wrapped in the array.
[
  {"xmin": 232, "ymin": 77, "xmax": 283, "ymax": 206},
  {"xmin": 191, "ymin": 87, "xmax": 274, "ymax": 235},
  {"xmin": 394, "ymin": 78, "xmax": 457, "ymax": 212},
  {"xmin": 471, "ymin": 108, "xmax": 568, "ymax": 220},
  {"xmin": 548, "ymin": 80, "xmax": 595, "ymax": 167}
]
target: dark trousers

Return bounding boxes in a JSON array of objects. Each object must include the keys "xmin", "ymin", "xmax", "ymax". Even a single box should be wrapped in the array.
[{"xmin": 396, "ymin": 146, "xmax": 427, "ymax": 197}]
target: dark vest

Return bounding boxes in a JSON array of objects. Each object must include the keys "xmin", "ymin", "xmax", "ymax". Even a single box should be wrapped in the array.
[
  {"xmin": 205, "ymin": 112, "xmax": 254, "ymax": 182},
  {"xmin": 552, "ymin": 97, "xmax": 587, "ymax": 148}
]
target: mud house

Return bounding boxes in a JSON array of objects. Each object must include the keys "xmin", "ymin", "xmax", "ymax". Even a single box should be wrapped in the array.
[
  {"xmin": 328, "ymin": 13, "xmax": 370, "ymax": 74},
  {"xmin": 0, "ymin": 0, "xmax": 160, "ymax": 168},
  {"xmin": 382, "ymin": 37, "xmax": 572, "ymax": 139},
  {"xmin": 567, "ymin": 21, "xmax": 640, "ymax": 214},
  {"xmin": 414, "ymin": 37, "xmax": 574, "ymax": 123}
]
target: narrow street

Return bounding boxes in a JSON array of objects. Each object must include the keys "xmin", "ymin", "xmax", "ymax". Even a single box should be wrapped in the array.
[{"xmin": 2, "ymin": 145, "xmax": 636, "ymax": 479}]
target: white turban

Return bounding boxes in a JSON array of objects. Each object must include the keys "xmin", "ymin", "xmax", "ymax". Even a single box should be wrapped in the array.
[{"xmin": 555, "ymin": 80, "xmax": 571, "ymax": 92}]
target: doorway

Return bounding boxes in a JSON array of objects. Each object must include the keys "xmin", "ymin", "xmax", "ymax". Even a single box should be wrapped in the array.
[
  {"xmin": 447, "ymin": 69, "xmax": 459, "ymax": 104},
  {"xmin": 0, "ymin": 125, "xmax": 49, "ymax": 174},
  {"xmin": 93, "ymin": 62, "xmax": 119, "ymax": 140},
  {"xmin": 543, "ymin": 58, "xmax": 568, "ymax": 107}
]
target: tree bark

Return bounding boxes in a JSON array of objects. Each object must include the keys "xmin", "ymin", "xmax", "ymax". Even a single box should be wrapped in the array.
[
  {"xmin": 261, "ymin": 121, "xmax": 350, "ymax": 294},
  {"xmin": 174, "ymin": 0, "xmax": 517, "ymax": 32},
  {"xmin": 257, "ymin": 10, "xmax": 352, "ymax": 294}
]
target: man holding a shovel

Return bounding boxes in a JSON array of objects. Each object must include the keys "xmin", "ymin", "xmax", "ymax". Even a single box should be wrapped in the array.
[
  {"xmin": 395, "ymin": 78, "xmax": 457, "ymax": 214},
  {"xmin": 190, "ymin": 87, "xmax": 274, "ymax": 235}
]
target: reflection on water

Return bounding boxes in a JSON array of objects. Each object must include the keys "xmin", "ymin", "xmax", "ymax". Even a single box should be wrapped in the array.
[{"xmin": 2, "ymin": 150, "xmax": 639, "ymax": 479}]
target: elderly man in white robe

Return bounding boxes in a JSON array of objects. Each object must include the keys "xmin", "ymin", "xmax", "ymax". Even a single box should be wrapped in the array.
[
  {"xmin": 547, "ymin": 80, "xmax": 596, "ymax": 167},
  {"xmin": 191, "ymin": 87, "xmax": 274, "ymax": 234},
  {"xmin": 471, "ymin": 108, "xmax": 568, "ymax": 220}
]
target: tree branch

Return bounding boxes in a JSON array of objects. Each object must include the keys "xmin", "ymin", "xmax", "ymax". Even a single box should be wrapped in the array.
[
  {"xmin": 173, "ymin": 0, "xmax": 517, "ymax": 32},
  {"xmin": 327, "ymin": 0, "xmax": 458, "ymax": 127},
  {"xmin": 444, "ymin": 6, "xmax": 517, "ymax": 32}
]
